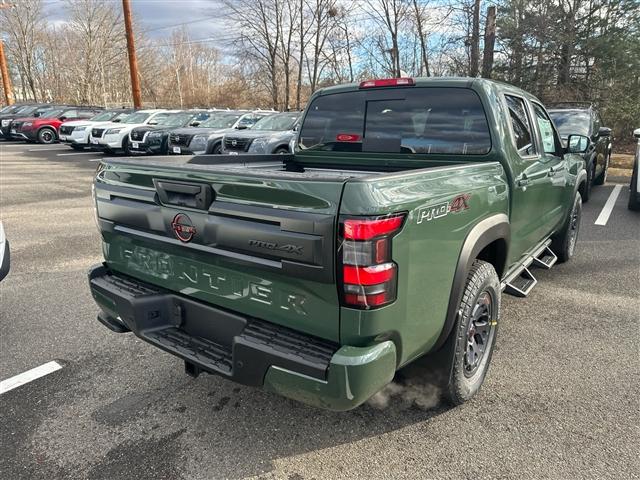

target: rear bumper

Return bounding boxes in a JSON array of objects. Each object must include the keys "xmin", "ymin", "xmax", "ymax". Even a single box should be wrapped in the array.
[{"xmin": 88, "ymin": 264, "xmax": 396, "ymax": 410}]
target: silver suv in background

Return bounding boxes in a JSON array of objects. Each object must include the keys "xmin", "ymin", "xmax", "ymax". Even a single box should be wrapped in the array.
[
  {"xmin": 167, "ymin": 111, "xmax": 275, "ymax": 155},
  {"xmin": 221, "ymin": 112, "xmax": 301, "ymax": 155}
]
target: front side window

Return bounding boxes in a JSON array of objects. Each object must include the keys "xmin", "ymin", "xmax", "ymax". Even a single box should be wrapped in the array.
[
  {"xmin": 505, "ymin": 95, "xmax": 536, "ymax": 156},
  {"xmin": 532, "ymin": 103, "xmax": 561, "ymax": 155},
  {"xmin": 299, "ymin": 87, "xmax": 491, "ymax": 155}
]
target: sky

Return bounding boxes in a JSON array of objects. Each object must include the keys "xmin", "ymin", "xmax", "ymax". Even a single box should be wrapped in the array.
[{"xmin": 45, "ymin": 0, "xmax": 230, "ymax": 40}]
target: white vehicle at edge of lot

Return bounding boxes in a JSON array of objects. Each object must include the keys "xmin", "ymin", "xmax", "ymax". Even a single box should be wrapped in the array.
[
  {"xmin": 0, "ymin": 222, "xmax": 9, "ymax": 282},
  {"xmin": 90, "ymin": 109, "xmax": 174, "ymax": 154},
  {"xmin": 629, "ymin": 128, "xmax": 640, "ymax": 211},
  {"xmin": 59, "ymin": 110, "xmax": 135, "ymax": 149}
]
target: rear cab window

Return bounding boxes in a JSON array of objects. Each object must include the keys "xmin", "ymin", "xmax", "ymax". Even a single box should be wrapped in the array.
[{"xmin": 298, "ymin": 87, "xmax": 491, "ymax": 155}]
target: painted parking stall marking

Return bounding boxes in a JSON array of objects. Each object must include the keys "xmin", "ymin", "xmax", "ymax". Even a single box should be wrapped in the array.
[
  {"xmin": 594, "ymin": 184, "xmax": 623, "ymax": 226},
  {"xmin": 56, "ymin": 152, "xmax": 103, "ymax": 156},
  {"xmin": 0, "ymin": 361, "xmax": 63, "ymax": 395}
]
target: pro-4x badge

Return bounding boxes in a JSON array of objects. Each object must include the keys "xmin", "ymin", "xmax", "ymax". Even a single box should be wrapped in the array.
[{"xmin": 417, "ymin": 194, "xmax": 471, "ymax": 224}]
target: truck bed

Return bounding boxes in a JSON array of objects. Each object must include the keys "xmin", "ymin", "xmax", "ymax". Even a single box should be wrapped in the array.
[{"xmin": 105, "ymin": 153, "xmax": 469, "ymax": 181}]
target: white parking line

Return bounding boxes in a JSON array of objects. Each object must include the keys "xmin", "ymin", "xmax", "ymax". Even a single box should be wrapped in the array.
[
  {"xmin": 56, "ymin": 152, "xmax": 103, "ymax": 156},
  {"xmin": 594, "ymin": 184, "xmax": 622, "ymax": 226},
  {"xmin": 27, "ymin": 146, "xmax": 68, "ymax": 152},
  {"xmin": 88, "ymin": 158, "xmax": 104, "ymax": 162},
  {"xmin": 0, "ymin": 361, "xmax": 63, "ymax": 395}
]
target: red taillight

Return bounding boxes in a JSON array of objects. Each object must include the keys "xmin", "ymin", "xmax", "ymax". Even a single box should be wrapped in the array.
[
  {"xmin": 339, "ymin": 213, "xmax": 405, "ymax": 309},
  {"xmin": 359, "ymin": 78, "xmax": 415, "ymax": 89},
  {"xmin": 343, "ymin": 214, "xmax": 404, "ymax": 240}
]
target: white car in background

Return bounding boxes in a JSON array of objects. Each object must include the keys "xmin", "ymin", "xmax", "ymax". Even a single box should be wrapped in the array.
[
  {"xmin": 58, "ymin": 109, "xmax": 135, "ymax": 150},
  {"xmin": 0, "ymin": 222, "xmax": 9, "ymax": 282},
  {"xmin": 629, "ymin": 128, "xmax": 640, "ymax": 211},
  {"xmin": 89, "ymin": 109, "xmax": 171, "ymax": 155}
]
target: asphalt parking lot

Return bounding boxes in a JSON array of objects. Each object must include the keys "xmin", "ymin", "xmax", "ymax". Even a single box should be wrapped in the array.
[{"xmin": 0, "ymin": 141, "xmax": 638, "ymax": 480}]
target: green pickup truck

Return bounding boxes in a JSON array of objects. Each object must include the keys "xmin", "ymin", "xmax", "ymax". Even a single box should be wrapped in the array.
[{"xmin": 89, "ymin": 78, "xmax": 588, "ymax": 410}]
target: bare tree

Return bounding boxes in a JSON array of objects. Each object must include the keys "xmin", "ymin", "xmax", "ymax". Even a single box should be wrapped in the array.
[
  {"xmin": 224, "ymin": 0, "xmax": 283, "ymax": 109},
  {"xmin": 1, "ymin": 0, "xmax": 46, "ymax": 100},
  {"xmin": 365, "ymin": 0, "xmax": 409, "ymax": 77}
]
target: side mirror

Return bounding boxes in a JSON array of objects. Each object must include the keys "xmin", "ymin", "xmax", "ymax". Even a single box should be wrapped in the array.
[
  {"xmin": 567, "ymin": 134, "xmax": 590, "ymax": 154},
  {"xmin": 633, "ymin": 128, "xmax": 640, "ymax": 139},
  {"xmin": 113, "ymin": 119, "xmax": 121, "ymax": 123},
  {"xmin": 237, "ymin": 124, "xmax": 248, "ymax": 130},
  {"xmin": 293, "ymin": 124, "xmax": 299, "ymax": 132},
  {"xmin": 190, "ymin": 121, "xmax": 200, "ymax": 127},
  {"xmin": 148, "ymin": 120, "xmax": 158, "ymax": 125},
  {"xmin": 598, "ymin": 127, "xmax": 612, "ymax": 137},
  {"xmin": 59, "ymin": 116, "xmax": 66, "ymax": 121}
]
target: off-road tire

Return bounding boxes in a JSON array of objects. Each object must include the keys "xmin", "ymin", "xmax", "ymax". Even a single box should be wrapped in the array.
[
  {"xmin": 551, "ymin": 191, "xmax": 582, "ymax": 262},
  {"xmin": 582, "ymin": 159, "xmax": 594, "ymax": 202},
  {"xmin": 38, "ymin": 127, "xmax": 56, "ymax": 144},
  {"xmin": 444, "ymin": 260, "xmax": 500, "ymax": 406},
  {"xmin": 629, "ymin": 162, "xmax": 640, "ymax": 211},
  {"xmin": 594, "ymin": 153, "xmax": 609, "ymax": 186}
]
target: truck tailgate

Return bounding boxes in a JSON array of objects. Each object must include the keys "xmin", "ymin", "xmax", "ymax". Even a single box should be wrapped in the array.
[{"xmin": 94, "ymin": 160, "xmax": 345, "ymax": 341}]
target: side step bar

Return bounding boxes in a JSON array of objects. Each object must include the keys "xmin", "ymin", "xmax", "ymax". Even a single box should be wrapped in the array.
[{"xmin": 501, "ymin": 241, "xmax": 557, "ymax": 298}]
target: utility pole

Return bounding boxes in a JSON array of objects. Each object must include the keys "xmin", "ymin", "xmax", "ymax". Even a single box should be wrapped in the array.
[
  {"xmin": 0, "ymin": 41, "xmax": 13, "ymax": 106},
  {"xmin": 0, "ymin": 1, "xmax": 15, "ymax": 105},
  {"xmin": 122, "ymin": 0, "xmax": 142, "ymax": 108}
]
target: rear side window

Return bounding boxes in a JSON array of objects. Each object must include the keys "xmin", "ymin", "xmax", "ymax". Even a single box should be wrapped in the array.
[
  {"xmin": 299, "ymin": 87, "xmax": 491, "ymax": 155},
  {"xmin": 505, "ymin": 95, "xmax": 535, "ymax": 156}
]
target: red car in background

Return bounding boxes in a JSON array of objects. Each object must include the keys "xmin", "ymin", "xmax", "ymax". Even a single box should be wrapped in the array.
[{"xmin": 9, "ymin": 106, "xmax": 103, "ymax": 144}]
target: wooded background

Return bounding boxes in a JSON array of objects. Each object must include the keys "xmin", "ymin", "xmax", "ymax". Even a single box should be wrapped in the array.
[{"xmin": 1, "ymin": 0, "xmax": 639, "ymax": 142}]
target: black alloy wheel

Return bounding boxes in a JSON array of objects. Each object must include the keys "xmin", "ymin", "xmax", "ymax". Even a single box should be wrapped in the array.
[{"xmin": 464, "ymin": 292, "xmax": 494, "ymax": 377}]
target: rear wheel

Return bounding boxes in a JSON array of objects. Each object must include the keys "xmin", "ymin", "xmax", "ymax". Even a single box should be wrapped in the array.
[
  {"xmin": 551, "ymin": 192, "xmax": 582, "ymax": 262},
  {"xmin": 274, "ymin": 146, "xmax": 289, "ymax": 154},
  {"xmin": 38, "ymin": 127, "xmax": 56, "ymax": 144},
  {"xmin": 444, "ymin": 260, "xmax": 500, "ymax": 405}
]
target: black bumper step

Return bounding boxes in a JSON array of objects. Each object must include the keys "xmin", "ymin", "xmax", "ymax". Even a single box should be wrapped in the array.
[{"xmin": 88, "ymin": 264, "xmax": 339, "ymax": 386}]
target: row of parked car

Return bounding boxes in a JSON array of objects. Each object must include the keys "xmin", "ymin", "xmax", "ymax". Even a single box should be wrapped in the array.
[
  {"xmin": 0, "ymin": 103, "xmax": 302, "ymax": 156},
  {"xmin": 0, "ymin": 99, "xmax": 629, "ymax": 207}
]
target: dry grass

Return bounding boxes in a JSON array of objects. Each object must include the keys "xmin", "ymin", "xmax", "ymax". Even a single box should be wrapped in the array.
[{"xmin": 610, "ymin": 154, "xmax": 634, "ymax": 170}]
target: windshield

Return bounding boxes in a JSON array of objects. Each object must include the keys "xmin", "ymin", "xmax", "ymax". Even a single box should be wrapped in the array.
[
  {"xmin": 298, "ymin": 87, "xmax": 491, "ymax": 154},
  {"xmin": 122, "ymin": 112, "xmax": 152, "ymax": 124},
  {"xmin": 201, "ymin": 113, "xmax": 242, "ymax": 128},
  {"xmin": 252, "ymin": 113, "xmax": 299, "ymax": 131},
  {"xmin": 548, "ymin": 110, "xmax": 590, "ymax": 137},
  {"xmin": 91, "ymin": 111, "xmax": 118, "ymax": 122},
  {"xmin": 156, "ymin": 113, "xmax": 194, "ymax": 127},
  {"xmin": 18, "ymin": 105, "xmax": 39, "ymax": 115},
  {"xmin": 41, "ymin": 109, "xmax": 65, "ymax": 119}
]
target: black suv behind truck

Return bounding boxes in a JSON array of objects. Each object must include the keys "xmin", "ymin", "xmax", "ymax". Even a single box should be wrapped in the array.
[{"xmin": 548, "ymin": 102, "xmax": 612, "ymax": 201}]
